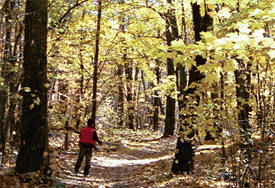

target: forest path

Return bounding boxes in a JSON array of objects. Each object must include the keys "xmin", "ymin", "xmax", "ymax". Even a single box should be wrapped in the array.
[
  {"xmin": 51, "ymin": 129, "xmax": 226, "ymax": 188},
  {"xmin": 55, "ymin": 132, "xmax": 176, "ymax": 187}
]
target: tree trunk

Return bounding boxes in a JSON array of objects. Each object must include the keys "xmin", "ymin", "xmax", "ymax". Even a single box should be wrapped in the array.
[
  {"xmin": 64, "ymin": 119, "xmax": 69, "ymax": 150},
  {"xmin": 153, "ymin": 60, "xmax": 161, "ymax": 131},
  {"xmin": 172, "ymin": 2, "xmax": 213, "ymax": 174},
  {"xmin": 0, "ymin": 0, "xmax": 12, "ymax": 159},
  {"xmin": 234, "ymin": 63, "xmax": 252, "ymax": 161},
  {"xmin": 235, "ymin": 1, "xmax": 252, "ymax": 167},
  {"xmin": 75, "ymin": 46, "xmax": 85, "ymax": 129},
  {"xmin": 134, "ymin": 67, "xmax": 140, "ymax": 129},
  {"xmin": 117, "ymin": 64, "xmax": 124, "ymax": 127},
  {"xmin": 125, "ymin": 60, "xmax": 134, "ymax": 129},
  {"xmin": 177, "ymin": 1, "xmax": 187, "ymax": 136},
  {"xmin": 163, "ymin": 0, "xmax": 178, "ymax": 137},
  {"xmin": 91, "ymin": 0, "xmax": 102, "ymax": 124},
  {"xmin": 15, "ymin": 0, "xmax": 49, "ymax": 173},
  {"xmin": 117, "ymin": 0, "xmax": 126, "ymax": 127},
  {"xmin": 220, "ymin": 71, "xmax": 226, "ymax": 165}
]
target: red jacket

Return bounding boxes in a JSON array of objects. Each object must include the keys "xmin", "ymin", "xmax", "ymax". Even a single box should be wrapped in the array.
[{"xmin": 79, "ymin": 127, "xmax": 96, "ymax": 146}]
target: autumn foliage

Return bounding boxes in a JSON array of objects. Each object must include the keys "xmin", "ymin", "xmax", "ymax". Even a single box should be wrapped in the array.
[{"xmin": 0, "ymin": 0, "xmax": 274, "ymax": 187}]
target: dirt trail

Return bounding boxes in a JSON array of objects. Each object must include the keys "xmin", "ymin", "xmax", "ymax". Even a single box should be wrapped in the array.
[
  {"xmin": 50, "ymin": 129, "xmax": 228, "ymax": 188},
  {"xmin": 55, "ymin": 136, "xmax": 177, "ymax": 187}
]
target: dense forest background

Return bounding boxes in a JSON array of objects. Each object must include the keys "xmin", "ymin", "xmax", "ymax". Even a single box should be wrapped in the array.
[{"xmin": 0, "ymin": 0, "xmax": 274, "ymax": 187}]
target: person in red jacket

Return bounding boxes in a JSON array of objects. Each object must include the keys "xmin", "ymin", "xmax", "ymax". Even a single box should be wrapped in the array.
[{"xmin": 74, "ymin": 118, "xmax": 102, "ymax": 175}]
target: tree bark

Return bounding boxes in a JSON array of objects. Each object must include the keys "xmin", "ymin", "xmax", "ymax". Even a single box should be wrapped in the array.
[
  {"xmin": 0, "ymin": 0, "xmax": 13, "ymax": 159},
  {"xmin": 75, "ymin": 45, "xmax": 85, "ymax": 129},
  {"xmin": 163, "ymin": 0, "xmax": 178, "ymax": 137},
  {"xmin": 153, "ymin": 60, "xmax": 161, "ymax": 131},
  {"xmin": 234, "ymin": 63, "xmax": 252, "ymax": 161},
  {"xmin": 234, "ymin": 2, "xmax": 252, "ymax": 167},
  {"xmin": 15, "ymin": 0, "xmax": 49, "ymax": 173},
  {"xmin": 177, "ymin": 1, "xmax": 187, "ymax": 136},
  {"xmin": 134, "ymin": 67, "xmax": 140, "ymax": 129},
  {"xmin": 125, "ymin": 60, "xmax": 134, "ymax": 129},
  {"xmin": 91, "ymin": 0, "xmax": 102, "ymax": 124},
  {"xmin": 117, "ymin": 0, "xmax": 126, "ymax": 127},
  {"xmin": 117, "ymin": 64, "xmax": 124, "ymax": 127},
  {"xmin": 172, "ymin": 3, "xmax": 213, "ymax": 174}
]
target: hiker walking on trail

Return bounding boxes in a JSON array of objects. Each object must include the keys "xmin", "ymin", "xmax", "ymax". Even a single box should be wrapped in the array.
[{"xmin": 75, "ymin": 118, "xmax": 103, "ymax": 175}]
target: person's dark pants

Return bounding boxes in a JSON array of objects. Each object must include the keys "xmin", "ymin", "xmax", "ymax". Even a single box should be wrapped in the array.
[{"xmin": 75, "ymin": 143, "xmax": 93, "ymax": 175}]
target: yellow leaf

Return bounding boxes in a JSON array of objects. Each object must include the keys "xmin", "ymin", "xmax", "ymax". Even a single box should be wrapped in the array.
[
  {"xmin": 224, "ymin": 60, "xmax": 237, "ymax": 72},
  {"xmin": 43, "ymin": 152, "xmax": 48, "ymax": 158},
  {"xmin": 24, "ymin": 87, "xmax": 31, "ymax": 92},
  {"xmin": 208, "ymin": 4, "xmax": 216, "ymax": 11},
  {"xmin": 175, "ymin": 55, "xmax": 184, "ymax": 64},
  {"xmin": 44, "ymin": 83, "xmax": 51, "ymax": 88},
  {"xmin": 205, "ymin": 73, "xmax": 218, "ymax": 84},
  {"xmin": 178, "ymin": 94, "xmax": 184, "ymax": 101},
  {"xmin": 165, "ymin": 52, "xmax": 177, "ymax": 59},
  {"xmin": 201, "ymin": 32, "xmax": 216, "ymax": 43},
  {"xmin": 29, "ymin": 104, "xmax": 34, "ymax": 110}
]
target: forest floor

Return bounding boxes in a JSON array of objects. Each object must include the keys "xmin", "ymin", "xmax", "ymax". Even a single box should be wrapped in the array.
[
  {"xmin": 50, "ymin": 128, "xmax": 231, "ymax": 188},
  {"xmin": 0, "ymin": 128, "xmax": 232, "ymax": 188}
]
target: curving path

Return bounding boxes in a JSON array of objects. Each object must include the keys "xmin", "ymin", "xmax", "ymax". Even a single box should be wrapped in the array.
[{"xmin": 55, "ymin": 136, "xmax": 177, "ymax": 188}]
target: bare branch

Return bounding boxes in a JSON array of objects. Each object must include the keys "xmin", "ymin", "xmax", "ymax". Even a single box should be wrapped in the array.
[{"xmin": 58, "ymin": 0, "xmax": 88, "ymax": 24}]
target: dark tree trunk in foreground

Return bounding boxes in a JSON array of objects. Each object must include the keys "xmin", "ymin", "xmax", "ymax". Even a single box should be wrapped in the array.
[
  {"xmin": 15, "ymin": 0, "xmax": 49, "ymax": 173},
  {"xmin": 91, "ymin": 0, "xmax": 102, "ymax": 124},
  {"xmin": 163, "ymin": 0, "xmax": 178, "ymax": 137},
  {"xmin": 172, "ymin": 3, "xmax": 213, "ymax": 174}
]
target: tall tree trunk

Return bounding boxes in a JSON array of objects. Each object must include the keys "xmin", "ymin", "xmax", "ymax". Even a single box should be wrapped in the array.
[
  {"xmin": 220, "ymin": 71, "xmax": 226, "ymax": 165},
  {"xmin": 234, "ymin": 1, "xmax": 252, "ymax": 169},
  {"xmin": 117, "ymin": 0, "xmax": 126, "ymax": 127},
  {"xmin": 177, "ymin": 0, "xmax": 187, "ymax": 135},
  {"xmin": 15, "ymin": 0, "xmax": 49, "ymax": 173},
  {"xmin": 134, "ymin": 67, "xmax": 140, "ymax": 129},
  {"xmin": 117, "ymin": 64, "xmax": 124, "ymax": 127},
  {"xmin": 75, "ymin": 45, "xmax": 84, "ymax": 129},
  {"xmin": 64, "ymin": 119, "xmax": 69, "ymax": 150},
  {"xmin": 234, "ymin": 63, "xmax": 252, "ymax": 161},
  {"xmin": 163, "ymin": 0, "xmax": 178, "ymax": 137},
  {"xmin": 125, "ymin": 60, "xmax": 134, "ymax": 129},
  {"xmin": 91, "ymin": 0, "xmax": 102, "ymax": 124},
  {"xmin": 172, "ymin": 2, "xmax": 213, "ymax": 174},
  {"xmin": 0, "ymin": 0, "xmax": 12, "ymax": 159},
  {"xmin": 153, "ymin": 60, "xmax": 161, "ymax": 131}
]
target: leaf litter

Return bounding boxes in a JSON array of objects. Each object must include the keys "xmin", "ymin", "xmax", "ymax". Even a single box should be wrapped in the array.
[{"xmin": 0, "ymin": 128, "xmax": 230, "ymax": 187}]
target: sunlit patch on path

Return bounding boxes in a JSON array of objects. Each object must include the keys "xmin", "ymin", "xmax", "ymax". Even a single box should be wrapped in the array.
[{"xmin": 91, "ymin": 154, "xmax": 173, "ymax": 167}]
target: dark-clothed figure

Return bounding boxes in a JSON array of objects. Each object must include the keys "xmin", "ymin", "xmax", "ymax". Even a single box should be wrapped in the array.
[{"xmin": 74, "ymin": 118, "xmax": 102, "ymax": 175}]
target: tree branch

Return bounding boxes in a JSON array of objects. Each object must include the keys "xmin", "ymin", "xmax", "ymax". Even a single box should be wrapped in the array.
[{"xmin": 58, "ymin": 0, "xmax": 88, "ymax": 24}]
